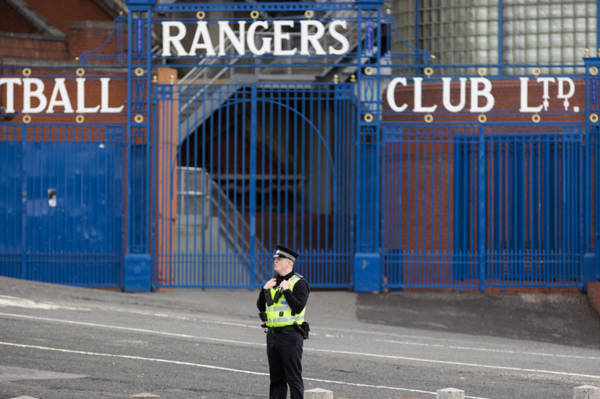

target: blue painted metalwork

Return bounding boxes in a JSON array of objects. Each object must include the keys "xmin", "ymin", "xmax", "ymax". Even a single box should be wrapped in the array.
[
  {"xmin": 477, "ymin": 126, "xmax": 486, "ymax": 291},
  {"xmin": 1, "ymin": 0, "xmax": 598, "ymax": 292},
  {"xmin": 79, "ymin": 15, "xmax": 128, "ymax": 66},
  {"xmin": 124, "ymin": 0, "xmax": 154, "ymax": 291},
  {"xmin": 382, "ymin": 122, "xmax": 587, "ymax": 290},
  {"xmin": 585, "ymin": 57, "xmax": 600, "ymax": 284},
  {"xmin": 0, "ymin": 122, "xmax": 125, "ymax": 286},
  {"xmin": 152, "ymin": 82, "xmax": 357, "ymax": 289}
]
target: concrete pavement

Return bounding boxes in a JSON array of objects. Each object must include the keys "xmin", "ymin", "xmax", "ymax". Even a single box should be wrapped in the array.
[{"xmin": 0, "ymin": 277, "xmax": 599, "ymax": 398}]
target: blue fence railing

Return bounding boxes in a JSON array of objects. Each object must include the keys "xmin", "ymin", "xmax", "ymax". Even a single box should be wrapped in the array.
[
  {"xmin": 381, "ymin": 123, "xmax": 589, "ymax": 290},
  {"xmin": 152, "ymin": 83, "xmax": 357, "ymax": 289},
  {"xmin": 0, "ymin": 123, "xmax": 125, "ymax": 287}
]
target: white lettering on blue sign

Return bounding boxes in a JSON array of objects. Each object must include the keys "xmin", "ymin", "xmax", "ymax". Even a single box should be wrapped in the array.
[{"xmin": 161, "ymin": 20, "xmax": 350, "ymax": 57}]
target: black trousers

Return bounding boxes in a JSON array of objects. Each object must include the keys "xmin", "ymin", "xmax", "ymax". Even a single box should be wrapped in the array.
[{"xmin": 267, "ymin": 328, "xmax": 304, "ymax": 399}]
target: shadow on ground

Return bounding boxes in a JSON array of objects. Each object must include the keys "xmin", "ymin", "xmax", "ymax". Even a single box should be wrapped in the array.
[{"xmin": 356, "ymin": 292, "xmax": 600, "ymax": 349}]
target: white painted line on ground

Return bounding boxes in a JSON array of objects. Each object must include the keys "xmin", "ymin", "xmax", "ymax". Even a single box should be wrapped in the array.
[
  {"xmin": 84, "ymin": 302, "xmax": 600, "ymax": 357},
  {"xmin": 375, "ymin": 338, "xmax": 600, "ymax": 361},
  {"xmin": 83, "ymin": 303, "xmax": 257, "ymax": 328},
  {"xmin": 307, "ymin": 347, "xmax": 600, "ymax": 380},
  {"xmin": 0, "ymin": 295, "xmax": 90, "ymax": 311},
  {"xmin": 13, "ymin": 296, "xmax": 586, "ymax": 357},
  {"xmin": 0, "ymin": 341, "xmax": 489, "ymax": 399},
  {"xmin": 1, "ymin": 311, "xmax": 599, "ymax": 382},
  {"xmin": 0, "ymin": 312, "xmax": 257, "ymax": 347}
]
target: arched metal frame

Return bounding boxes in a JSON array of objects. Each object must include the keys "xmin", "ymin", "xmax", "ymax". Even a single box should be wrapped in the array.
[{"xmin": 151, "ymin": 78, "xmax": 358, "ymax": 289}]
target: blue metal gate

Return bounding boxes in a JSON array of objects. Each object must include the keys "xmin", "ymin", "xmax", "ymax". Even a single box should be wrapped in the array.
[
  {"xmin": 129, "ymin": 0, "xmax": 379, "ymax": 290},
  {"xmin": 0, "ymin": 123, "xmax": 125, "ymax": 286},
  {"xmin": 382, "ymin": 122, "xmax": 588, "ymax": 290},
  {"xmin": 152, "ymin": 82, "xmax": 357, "ymax": 288}
]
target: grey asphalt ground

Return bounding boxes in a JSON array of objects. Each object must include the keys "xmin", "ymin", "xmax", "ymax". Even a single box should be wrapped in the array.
[{"xmin": 0, "ymin": 277, "xmax": 599, "ymax": 399}]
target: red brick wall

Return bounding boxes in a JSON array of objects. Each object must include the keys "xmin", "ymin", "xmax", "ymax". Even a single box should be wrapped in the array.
[
  {"xmin": 0, "ymin": 36, "xmax": 67, "ymax": 60},
  {"xmin": 0, "ymin": 2, "xmax": 38, "ymax": 34},
  {"xmin": 25, "ymin": 0, "xmax": 112, "ymax": 35},
  {"xmin": 67, "ymin": 21, "xmax": 120, "ymax": 62},
  {"xmin": 0, "ymin": 15, "xmax": 119, "ymax": 64}
]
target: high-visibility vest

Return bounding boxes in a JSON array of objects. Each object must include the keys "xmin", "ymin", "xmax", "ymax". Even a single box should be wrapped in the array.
[{"xmin": 265, "ymin": 274, "xmax": 305, "ymax": 328}]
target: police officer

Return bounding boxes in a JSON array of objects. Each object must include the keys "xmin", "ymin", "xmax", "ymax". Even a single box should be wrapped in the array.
[{"xmin": 257, "ymin": 245, "xmax": 309, "ymax": 399}]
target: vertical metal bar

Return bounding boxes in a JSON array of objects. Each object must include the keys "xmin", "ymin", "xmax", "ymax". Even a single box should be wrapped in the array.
[
  {"xmin": 381, "ymin": 135, "xmax": 386, "ymax": 288},
  {"xmin": 269, "ymin": 89, "xmax": 274, "ymax": 252},
  {"xmin": 585, "ymin": 116, "xmax": 592, "ymax": 264},
  {"xmin": 324, "ymin": 86, "xmax": 330, "ymax": 257},
  {"xmin": 287, "ymin": 85, "xmax": 292, "ymax": 250},
  {"xmin": 277, "ymin": 85, "xmax": 282, "ymax": 246},
  {"xmin": 21, "ymin": 123, "xmax": 27, "ymax": 280},
  {"xmin": 145, "ymin": 11, "xmax": 152, "ymax": 258},
  {"xmin": 355, "ymin": 6, "xmax": 362, "ymax": 254},
  {"xmin": 453, "ymin": 135, "xmax": 459, "ymax": 284},
  {"xmin": 414, "ymin": 130, "xmax": 421, "ymax": 258},
  {"xmin": 308, "ymin": 87, "xmax": 313, "ymax": 252},
  {"xmin": 519, "ymin": 136, "xmax": 525, "ymax": 282},
  {"xmin": 597, "ymin": 127, "xmax": 600, "ymax": 281},
  {"xmin": 437, "ymin": 131, "xmax": 444, "ymax": 284},
  {"xmin": 544, "ymin": 138, "xmax": 550, "ymax": 282},
  {"xmin": 150, "ymin": 84, "xmax": 156, "ymax": 288},
  {"xmin": 250, "ymin": 84, "xmax": 257, "ymax": 288},
  {"xmin": 472, "ymin": 133, "xmax": 477, "ymax": 280},
  {"xmin": 478, "ymin": 126, "xmax": 486, "ymax": 291},
  {"xmin": 493, "ymin": 137, "xmax": 499, "ymax": 278},
  {"xmin": 576, "ymin": 133, "xmax": 581, "ymax": 281},
  {"xmin": 260, "ymin": 88, "xmax": 267, "ymax": 283},
  {"xmin": 126, "ymin": 11, "xmax": 133, "ymax": 261},
  {"xmin": 333, "ymin": 87, "xmax": 339, "ymax": 258},
  {"xmin": 215, "ymin": 91, "xmax": 221, "ymax": 286},
  {"xmin": 300, "ymin": 86, "xmax": 306, "ymax": 256},
  {"xmin": 292, "ymin": 88, "xmax": 298, "ymax": 254},
  {"xmin": 317, "ymin": 86, "xmax": 322, "ymax": 251},
  {"xmin": 553, "ymin": 133, "xmax": 559, "ymax": 271},
  {"xmin": 535, "ymin": 136, "xmax": 541, "ymax": 281},
  {"xmin": 562, "ymin": 133, "xmax": 568, "ymax": 281},
  {"xmin": 185, "ymin": 90, "xmax": 192, "ymax": 286}
]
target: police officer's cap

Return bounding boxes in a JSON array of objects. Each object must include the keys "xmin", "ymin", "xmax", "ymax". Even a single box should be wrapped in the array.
[{"xmin": 273, "ymin": 245, "xmax": 298, "ymax": 262}]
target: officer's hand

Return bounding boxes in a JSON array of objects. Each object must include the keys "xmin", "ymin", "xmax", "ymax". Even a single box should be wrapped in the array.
[
  {"xmin": 279, "ymin": 279, "xmax": 291, "ymax": 291},
  {"xmin": 263, "ymin": 278, "xmax": 277, "ymax": 289}
]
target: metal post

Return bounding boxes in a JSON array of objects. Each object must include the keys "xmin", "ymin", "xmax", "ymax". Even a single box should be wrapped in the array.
[
  {"xmin": 478, "ymin": 126, "xmax": 487, "ymax": 291},
  {"xmin": 124, "ymin": 0, "xmax": 155, "ymax": 292},
  {"xmin": 584, "ymin": 56, "xmax": 600, "ymax": 288},
  {"xmin": 354, "ymin": 0, "xmax": 384, "ymax": 292},
  {"xmin": 21, "ymin": 122, "xmax": 27, "ymax": 280},
  {"xmin": 250, "ymin": 84, "xmax": 258, "ymax": 288}
]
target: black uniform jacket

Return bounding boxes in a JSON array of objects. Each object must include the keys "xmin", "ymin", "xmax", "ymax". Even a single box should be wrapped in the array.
[{"xmin": 256, "ymin": 270, "xmax": 309, "ymax": 315}]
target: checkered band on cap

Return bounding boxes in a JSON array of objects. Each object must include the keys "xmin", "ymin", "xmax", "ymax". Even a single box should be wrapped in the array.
[{"xmin": 273, "ymin": 245, "xmax": 298, "ymax": 262}]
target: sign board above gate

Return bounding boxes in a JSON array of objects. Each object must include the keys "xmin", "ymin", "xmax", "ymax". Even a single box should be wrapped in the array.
[
  {"xmin": 161, "ymin": 20, "xmax": 350, "ymax": 57},
  {"xmin": 385, "ymin": 76, "xmax": 582, "ymax": 118}
]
